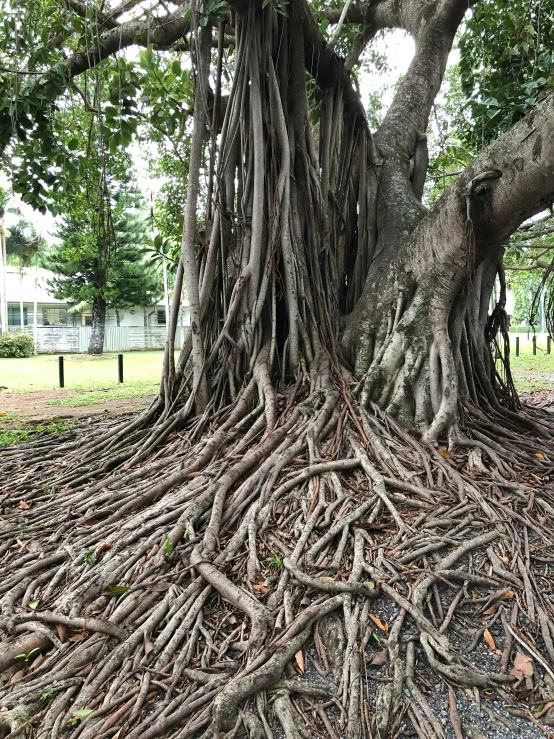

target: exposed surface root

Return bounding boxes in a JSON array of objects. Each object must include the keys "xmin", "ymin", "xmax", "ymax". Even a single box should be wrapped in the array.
[{"xmin": 1, "ymin": 389, "xmax": 554, "ymax": 738}]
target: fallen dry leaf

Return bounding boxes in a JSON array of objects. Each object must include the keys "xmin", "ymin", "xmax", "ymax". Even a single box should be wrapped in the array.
[
  {"xmin": 143, "ymin": 631, "xmax": 155, "ymax": 656},
  {"xmin": 510, "ymin": 650, "xmax": 534, "ymax": 680},
  {"xmin": 370, "ymin": 649, "xmax": 388, "ymax": 666},
  {"xmin": 96, "ymin": 542, "xmax": 114, "ymax": 554},
  {"xmin": 253, "ymin": 582, "xmax": 268, "ymax": 594},
  {"xmin": 10, "ymin": 669, "xmax": 25, "ymax": 684},
  {"xmin": 295, "ymin": 650, "xmax": 305, "ymax": 675},
  {"xmin": 147, "ymin": 581, "xmax": 173, "ymax": 592},
  {"xmin": 483, "ymin": 628, "xmax": 496, "ymax": 651},
  {"xmin": 56, "ymin": 624, "xmax": 67, "ymax": 642},
  {"xmin": 438, "ymin": 448, "xmax": 450, "ymax": 459},
  {"xmin": 369, "ymin": 614, "xmax": 389, "ymax": 632},
  {"xmin": 483, "ymin": 604, "xmax": 499, "ymax": 616},
  {"xmin": 19, "ymin": 500, "xmax": 30, "ymax": 510},
  {"xmin": 535, "ymin": 453, "xmax": 545, "ymax": 460}
]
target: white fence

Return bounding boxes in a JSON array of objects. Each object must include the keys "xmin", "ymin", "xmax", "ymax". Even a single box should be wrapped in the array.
[{"xmin": 7, "ymin": 326, "xmax": 188, "ymax": 354}]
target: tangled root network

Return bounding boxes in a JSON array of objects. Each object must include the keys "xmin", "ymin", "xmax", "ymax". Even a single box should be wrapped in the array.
[{"xmin": 1, "ymin": 385, "xmax": 554, "ymax": 739}]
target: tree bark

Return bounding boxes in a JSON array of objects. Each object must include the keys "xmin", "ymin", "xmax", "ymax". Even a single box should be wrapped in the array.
[
  {"xmin": 344, "ymin": 94, "xmax": 554, "ymax": 439},
  {"xmin": 88, "ymin": 295, "xmax": 107, "ymax": 355}
]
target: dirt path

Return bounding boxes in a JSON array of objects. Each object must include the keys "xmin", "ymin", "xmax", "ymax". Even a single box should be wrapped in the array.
[{"xmin": 0, "ymin": 389, "xmax": 154, "ymax": 426}]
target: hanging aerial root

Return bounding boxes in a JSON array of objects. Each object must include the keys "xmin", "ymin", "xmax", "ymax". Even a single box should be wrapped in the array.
[{"xmin": 1, "ymin": 387, "xmax": 554, "ymax": 738}]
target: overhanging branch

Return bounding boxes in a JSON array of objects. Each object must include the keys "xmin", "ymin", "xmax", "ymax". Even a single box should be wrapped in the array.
[{"xmin": 67, "ymin": 5, "xmax": 193, "ymax": 77}]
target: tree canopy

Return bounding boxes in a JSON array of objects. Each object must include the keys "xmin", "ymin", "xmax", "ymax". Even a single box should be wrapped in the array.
[{"xmin": 46, "ymin": 186, "xmax": 161, "ymax": 323}]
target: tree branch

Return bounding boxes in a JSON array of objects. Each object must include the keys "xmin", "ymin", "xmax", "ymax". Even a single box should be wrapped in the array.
[
  {"xmin": 413, "ymin": 94, "xmax": 554, "ymax": 279},
  {"xmin": 376, "ymin": 0, "xmax": 472, "ymax": 157},
  {"xmin": 58, "ymin": 0, "xmax": 117, "ymax": 29},
  {"xmin": 295, "ymin": 0, "xmax": 370, "ymax": 127},
  {"xmin": 506, "ymin": 260, "xmax": 553, "ymax": 271},
  {"xmin": 66, "ymin": 4, "xmax": 192, "ymax": 77},
  {"xmin": 324, "ymin": 0, "xmax": 480, "ymax": 30}
]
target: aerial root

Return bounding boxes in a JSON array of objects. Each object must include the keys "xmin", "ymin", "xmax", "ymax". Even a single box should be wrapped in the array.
[{"xmin": 1, "ymin": 388, "xmax": 554, "ymax": 737}]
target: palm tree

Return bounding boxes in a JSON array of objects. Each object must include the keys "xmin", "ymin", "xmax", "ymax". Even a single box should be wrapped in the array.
[{"xmin": 5, "ymin": 219, "xmax": 42, "ymax": 341}]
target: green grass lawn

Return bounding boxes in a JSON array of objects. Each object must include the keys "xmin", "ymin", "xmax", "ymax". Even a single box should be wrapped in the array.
[
  {"xmin": 0, "ymin": 351, "xmax": 167, "ymax": 399},
  {"xmin": 2, "ymin": 346, "xmax": 554, "ymax": 409},
  {"xmin": 504, "ymin": 344, "xmax": 554, "ymax": 393}
]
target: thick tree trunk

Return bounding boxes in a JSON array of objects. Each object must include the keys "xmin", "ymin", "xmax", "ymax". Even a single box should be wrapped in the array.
[
  {"xmin": 88, "ymin": 295, "xmax": 106, "ymax": 355},
  {"xmin": 344, "ymin": 94, "xmax": 554, "ymax": 440}
]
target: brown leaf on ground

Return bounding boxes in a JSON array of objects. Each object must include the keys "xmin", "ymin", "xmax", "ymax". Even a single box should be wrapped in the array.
[
  {"xmin": 143, "ymin": 631, "xmax": 155, "ymax": 655},
  {"xmin": 483, "ymin": 629, "xmax": 496, "ymax": 651},
  {"xmin": 510, "ymin": 651, "xmax": 533, "ymax": 680},
  {"xmin": 295, "ymin": 650, "xmax": 304, "ymax": 675},
  {"xmin": 147, "ymin": 581, "xmax": 173, "ymax": 592},
  {"xmin": 370, "ymin": 649, "xmax": 388, "ymax": 666},
  {"xmin": 369, "ymin": 614, "xmax": 388, "ymax": 632},
  {"xmin": 96, "ymin": 542, "xmax": 114, "ymax": 554}
]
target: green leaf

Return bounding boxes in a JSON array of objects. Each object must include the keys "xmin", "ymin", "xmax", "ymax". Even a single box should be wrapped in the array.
[
  {"xmin": 72, "ymin": 709, "xmax": 94, "ymax": 721},
  {"xmin": 28, "ymin": 599, "xmax": 40, "ymax": 609},
  {"xmin": 67, "ymin": 138, "xmax": 79, "ymax": 151},
  {"xmin": 103, "ymin": 585, "xmax": 131, "ymax": 595}
]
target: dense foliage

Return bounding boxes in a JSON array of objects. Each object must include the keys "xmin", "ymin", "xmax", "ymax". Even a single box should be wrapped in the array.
[
  {"xmin": 45, "ymin": 185, "xmax": 161, "ymax": 319},
  {"xmin": 0, "ymin": 332, "xmax": 34, "ymax": 357},
  {"xmin": 459, "ymin": 0, "xmax": 554, "ymax": 147}
]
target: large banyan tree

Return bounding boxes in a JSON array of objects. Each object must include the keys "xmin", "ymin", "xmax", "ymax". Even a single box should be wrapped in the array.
[{"xmin": 2, "ymin": 0, "xmax": 554, "ymax": 737}]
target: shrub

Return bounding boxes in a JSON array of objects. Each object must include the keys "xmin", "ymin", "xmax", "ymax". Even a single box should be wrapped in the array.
[{"xmin": 0, "ymin": 333, "xmax": 34, "ymax": 358}]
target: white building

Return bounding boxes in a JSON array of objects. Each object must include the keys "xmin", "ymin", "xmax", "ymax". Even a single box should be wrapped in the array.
[{"xmin": 4, "ymin": 267, "xmax": 189, "ymax": 330}]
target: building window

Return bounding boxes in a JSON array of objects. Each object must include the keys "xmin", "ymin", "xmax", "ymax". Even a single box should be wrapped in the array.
[
  {"xmin": 81, "ymin": 312, "xmax": 93, "ymax": 326},
  {"xmin": 8, "ymin": 306, "xmax": 27, "ymax": 326},
  {"xmin": 42, "ymin": 308, "xmax": 67, "ymax": 326},
  {"xmin": 157, "ymin": 309, "xmax": 166, "ymax": 326}
]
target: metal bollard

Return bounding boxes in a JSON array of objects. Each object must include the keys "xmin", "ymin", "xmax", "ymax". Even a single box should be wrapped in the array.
[
  {"xmin": 58, "ymin": 356, "xmax": 64, "ymax": 388},
  {"xmin": 516, "ymin": 336, "xmax": 519, "ymax": 357},
  {"xmin": 548, "ymin": 336, "xmax": 551, "ymax": 355},
  {"xmin": 118, "ymin": 353, "xmax": 124, "ymax": 384},
  {"xmin": 533, "ymin": 335, "xmax": 537, "ymax": 355}
]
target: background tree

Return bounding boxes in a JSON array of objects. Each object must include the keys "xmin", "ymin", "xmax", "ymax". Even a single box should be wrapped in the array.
[
  {"xmin": 46, "ymin": 185, "xmax": 161, "ymax": 351},
  {"xmin": 5, "ymin": 216, "xmax": 42, "ymax": 331},
  {"xmin": 3, "ymin": 2, "xmax": 554, "ymax": 738}
]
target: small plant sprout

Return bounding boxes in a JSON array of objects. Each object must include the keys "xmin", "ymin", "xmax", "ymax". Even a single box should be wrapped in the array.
[
  {"xmin": 164, "ymin": 538, "xmax": 174, "ymax": 558},
  {"xmin": 82, "ymin": 548, "xmax": 95, "ymax": 566},
  {"xmin": 41, "ymin": 686, "xmax": 55, "ymax": 701},
  {"xmin": 15, "ymin": 647, "xmax": 41, "ymax": 663},
  {"xmin": 266, "ymin": 554, "xmax": 283, "ymax": 568}
]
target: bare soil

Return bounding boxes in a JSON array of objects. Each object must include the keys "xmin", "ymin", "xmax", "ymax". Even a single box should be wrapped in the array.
[{"xmin": 0, "ymin": 389, "xmax": 154, "ymax": 427}]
